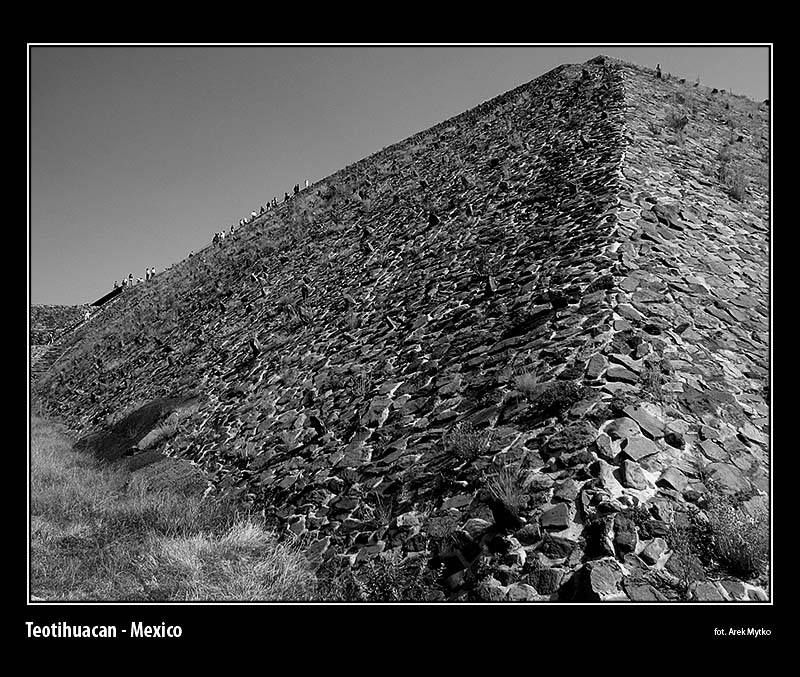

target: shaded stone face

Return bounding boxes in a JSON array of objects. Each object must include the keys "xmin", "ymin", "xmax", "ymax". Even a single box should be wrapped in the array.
[{"xmin": 31, "ymin": 56, "xmax": 769, "ymax": 602}]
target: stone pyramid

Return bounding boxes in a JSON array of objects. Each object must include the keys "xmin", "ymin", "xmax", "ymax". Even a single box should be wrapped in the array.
[{"xmin": 32, "ymin": 56, "xmax": 770, "ymax": 601}]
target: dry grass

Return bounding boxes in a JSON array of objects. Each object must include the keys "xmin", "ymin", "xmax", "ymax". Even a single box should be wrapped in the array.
[
  {"xmin": 143, "ymin": 522, "xmax": 316, "ymax": 601},
  {"xmin": 30, "ymin": 417, "xmax": 317, "ymax": 601},
  {"xmin": 514, "ymin": 371, "xmax": 539, "ymax": 400},
  {"xmin": 444, "ymin": 422, "xmax": 492, "ymax": 461},
  {"xmin": 485, "ymin": 463, "xmax": 529, "ymax": 513},
  {"xmin": 705, "ymin": 490, "xmax": 769, "ymax": 579}
]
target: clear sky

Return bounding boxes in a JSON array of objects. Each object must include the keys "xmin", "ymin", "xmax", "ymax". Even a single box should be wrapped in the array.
[{"xmin": 29, "ymin": 44, "xmax": 771, "ymax": 306}]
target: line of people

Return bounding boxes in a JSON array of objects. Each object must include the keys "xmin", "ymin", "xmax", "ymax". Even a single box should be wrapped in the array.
[
  {"xmin": 113, "ymin": 267, "xmax": 157, "ymax": 291},
  {"xmin": 217, "ymin": 178, "xmax": 312, "ymax": 245}
]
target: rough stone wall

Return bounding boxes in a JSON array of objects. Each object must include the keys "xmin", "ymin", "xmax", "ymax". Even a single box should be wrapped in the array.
[
  {"xmin": 32, "ymin": 58, "xmax": 769, "ymax": 601},
  {"xmin": 611, "ymin": 62, "xmax": 769, "ymax": 494}
]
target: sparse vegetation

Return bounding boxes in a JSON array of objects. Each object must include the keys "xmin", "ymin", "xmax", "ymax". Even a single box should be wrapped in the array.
[
  {"xmin": 444, "ymin": 422, "xmax": 492, "ymax": 461},
  {"xmin": 315, "ymin": 553, "xmax": 443, "ymax": 602},
  {"xmin": 351, "ymin": 371, "xmax": 371, "ymax": 398},
  {"xmin": 705, "ymin": 488, "xmax": 769, "ymax": 579},
  {"xmin": 719, "ymin": 161, "xmax": 749, "ymax": 201},
  {"xmin": 665, "ymin": 108, "xmax": 689, "ymax": 145},
  {"xmin": 666, "ymin": 482, "xmax": 769, "ymax": 598},
  {"xmin": 514, "ymin": 371, "xmax": 540, "ymax": 399},
  {"xmin": 639, "ymin": 359, "xmax": 675, "ymax": 404},
  {"xmin": 484, "ymin": 463, "xmax": 529, "ymax": 514}
]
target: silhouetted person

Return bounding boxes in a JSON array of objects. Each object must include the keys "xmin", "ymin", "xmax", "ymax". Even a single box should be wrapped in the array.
[{"xmin": 656, "ymin": 63, "xmax": 662, "ymax": 79}]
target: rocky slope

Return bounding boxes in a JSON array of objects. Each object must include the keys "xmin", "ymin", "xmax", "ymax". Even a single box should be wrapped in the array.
[
  {"xmin": 30, "ymin": 304, "xmax": 90, "ymax": 345},
  {"xmin": 31, "ymin": 56, "xmax": 770, "ymax": 602}
]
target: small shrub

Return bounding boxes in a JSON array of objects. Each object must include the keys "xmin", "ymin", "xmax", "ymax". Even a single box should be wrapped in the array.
[
  {"xmin": 316, "ymin": 555, "xmax": 442, "ymax": 602},
  {"xmin": 667, "ymin": 520, "xmax": 709, "ymax": 600},
  {"xmin": 534, "ymin": 381, "xmax": 589, "ymax": 418},
  {"xmin": 514, "ymin": 371, "xmax": 539, "ymax": 400},
  {"xmin": 444, "ymin": 422, "xmax": 492, "ymax": 461},
  {"xmin": 705, "ymin": 490, "xmax": 769, "ymax": 579},
  {"xmin": 639, "ymin": 362, "xmax": 674, "ymax": 404},
  {"xmin": 345, "ymin": 310, "xmax": 360, "ymax": 331},
  {"xmin": 719, "ymin": 162, "xmax": 748, "ymax": 201},
  {"xmin": 665, "ymin": 108, "xmax": 689, "ymax": 135},
  {"xmin": 666, "ymin": 484, "xmax": 769, "ymax": 594},
  {"xmin": 351, "ymin": 372, "xmax": 371, "ymax": 399}
]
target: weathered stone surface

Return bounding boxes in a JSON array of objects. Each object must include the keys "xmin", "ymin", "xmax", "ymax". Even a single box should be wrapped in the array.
[
  {"xmin": 621, "ymin": 459, "xmax": 650, "ymax": 490},
  {"xmin": 692, "ymin": 581, "xmax": 726, "ymax": 601},
  {"xmin": 586, "ymin": 354, "xmax": 607, "ymax": 379},
  {"xmin": 506, "ymin": 583, "xmax": 539, "ymax": 601},
  {"xmin": 477, "ymin": 576, "xmax": 508, "ymax": 602},
  {"xmin": 540, "ymin": 503, "xmax": 571, "ymax": 531},
  {"xmin": 623, "ymin": 405, "xmax": 665, "ymax": 439},
  {"xmin": 514, "ymin": 523, "xmax": 542, "ymax": 545},
  {"xmin": 463, "ymin": 517, "xmax": 493, "ymax": 540},
  {"xmin": 640, "ymin": 537, "xmax": 668, "ymax": 565},
  {"xmin": 624, "ymin": 582, "xmax": 668, "ymax": 601},
  {"xmin": 621, "ymin": 436, "xmax": 660, "ymax": 462},
  {"xmin": 705, "ymin": 462, "xmax": 751, "ymax": 494},
  {"xmin": 570, "ymin": 558, "xmax": 626, "ymax": 601},
  {"xmin": 657, "ymin": 467, "xmax": 690, "ymax": 493},
  {"xmin": 553, "ymin": 478, "xmax": 581, "ymax": 502},
  {"xmin": 606, "ymin": 417, "xmax": 641, "ymax": 440}
]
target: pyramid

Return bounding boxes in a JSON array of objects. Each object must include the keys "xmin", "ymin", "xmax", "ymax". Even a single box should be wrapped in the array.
[{"xmin": 31, "ymin": 56, "xmax": 770, "ymax": 601}]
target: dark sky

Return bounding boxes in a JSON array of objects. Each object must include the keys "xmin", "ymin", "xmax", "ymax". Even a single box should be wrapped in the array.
[{"xmin": 29, "ymin": 44, "xmax": 771, "ymax": 306}]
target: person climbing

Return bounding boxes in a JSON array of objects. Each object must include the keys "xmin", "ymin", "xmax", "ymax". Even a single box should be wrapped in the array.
[
  {"xmin": 656, "ymin": 63, "xmax": 662, "ymax": 79},
  {"xmin": 304, "ymin": 179, "xmax": 309, "ymax": 189},
  {"xmin": 114, "ymin": 280, "xmax": 119, "ymax": 290},
  {"xmin": 294, "ymin": 184, "xmax": 300, "ymax": 196},
  {"xmin": 260, "ymin": 205, "xmax": 265, "ymax": 214},
  {"xmin": 189, "ymin": 250, "xmax": 194, "ymax": 258},
  {"xmin": 128, "ymin": 273, "xmax": 134, "ymax": 287}
]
